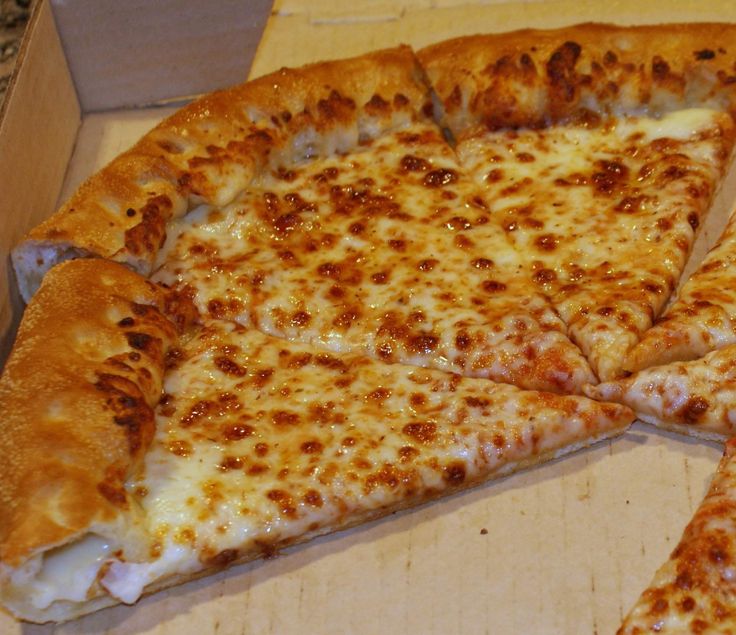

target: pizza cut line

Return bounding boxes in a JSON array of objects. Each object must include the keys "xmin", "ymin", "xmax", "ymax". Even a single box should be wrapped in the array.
[{"xmin": 3, "ymin": 21, "xmax": 736, "ymax": 631}]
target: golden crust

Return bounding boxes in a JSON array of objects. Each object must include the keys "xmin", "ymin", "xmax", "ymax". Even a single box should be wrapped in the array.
[
  {"xmin": 11, "ymin": 45, "xmax": 430, "ymax": 302},
  {"xmin": 0, "ymin": 259, "xmax": 176, "ymax": 569},
  {"xmin": 419, "ymin": 22, "xmax": 736, "ymax": 137}
]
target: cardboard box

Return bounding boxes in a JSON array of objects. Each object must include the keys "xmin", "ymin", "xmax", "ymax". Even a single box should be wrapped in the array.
[{"xmin": 1, "ymin": 1, "xmax": 735, "ymax": 633}]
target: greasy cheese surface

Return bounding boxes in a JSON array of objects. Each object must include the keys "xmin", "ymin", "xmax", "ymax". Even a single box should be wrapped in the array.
[
  {"xmin": 457, "ymin": 108, "xmax": 733, "ymax": 381},
  {"xmin": 590, "ymin": 343, "xmax": 736, "ymax": 441},
  {"xmin": 153, "ymin": 121, "xmax": 595, "ymax": 393},
  {"xmin": 627, "ymin": 209, "xmax": 736, "ymax": 372},
  {"xmin": 99, "ymin": 321, "xmax": 630, "ymax": 605},
  {"xmin": 618, "ymin": 440, "xmax": 736, "ymax": 635}
]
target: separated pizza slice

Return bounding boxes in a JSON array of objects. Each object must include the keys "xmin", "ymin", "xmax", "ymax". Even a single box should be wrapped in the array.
[
  {"xmin": 618, "ymin": 438, "xmax": 736, "ymax": 634},
  {"xmin": 0, "ymin": 259, "xmax": 633, "ymax": 622},
  {"xmin": 626, "ymin": 205, "xmax": 736, "ymax": 373},
  {"xmin": 586, "ymin": 343, "xmax": 736, "ymax": 441},
  {"xmin": 420, "ymin": 23, "xmax": 736, "ymax": 382}
]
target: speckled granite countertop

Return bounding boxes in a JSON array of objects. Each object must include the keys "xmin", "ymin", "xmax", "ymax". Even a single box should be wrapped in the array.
[{"xmin": 0, "ymin": 0, "xmax": 31, "ymax": 105}]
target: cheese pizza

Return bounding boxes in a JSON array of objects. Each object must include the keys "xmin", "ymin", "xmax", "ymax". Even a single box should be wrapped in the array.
[
  {"xmin": 588, "ymin": 344, "xmax": 736, "ymax": 441},
  {"xmin": 419, "ymin": 24, "xmax": 736, "ymax": 381},
  {"xmin": 4, "ymin": 20, "xmax": 736, "ymax": 630}
]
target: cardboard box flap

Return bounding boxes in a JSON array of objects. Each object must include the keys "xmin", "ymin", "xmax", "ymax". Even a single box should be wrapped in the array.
[
  {"xmin": 0, "ymin": 0, "xmax": 79, "ymax": 362},
  {"xmin": 50, "ymin": 0, "xmax": 273, "ymax": 112}
]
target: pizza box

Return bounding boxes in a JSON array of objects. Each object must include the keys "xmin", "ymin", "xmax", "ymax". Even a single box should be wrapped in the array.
[{"xmin": 1, "ymin": 1, "xmax": 736, "ymax": 633}]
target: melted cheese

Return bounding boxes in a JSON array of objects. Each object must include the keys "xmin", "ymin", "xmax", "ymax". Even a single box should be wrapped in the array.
[
  {"xmin": 98, "ymin": 322, "xmax": 631, "ymax": 605},
  {"xmin": 154, "ymin": 121, "xmax": 595, "ymax": 394},
  {"xmin": 4, "ymin": 535, "xmax": 112, "ymax": 613},
  {"xmin": 457, "ymin": 108, "xmax": 733, "ymax": 381}
]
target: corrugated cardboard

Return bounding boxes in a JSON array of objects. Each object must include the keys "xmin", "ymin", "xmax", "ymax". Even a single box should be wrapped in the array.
[{"xmin": 2, "ymin": 1, "xmax": 736, "ymax": 633}]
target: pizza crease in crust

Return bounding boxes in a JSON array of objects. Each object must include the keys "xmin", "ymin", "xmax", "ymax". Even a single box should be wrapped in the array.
[{"xmin": 3, "ymin": 22, "xmax": 736, "ymax": 630}]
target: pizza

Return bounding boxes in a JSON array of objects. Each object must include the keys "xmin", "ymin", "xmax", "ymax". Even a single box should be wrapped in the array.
[
  {"xmin": 3, "ymin": 20, "xmax": 736, "ymax": 631},
  {"xmin": 418, "ymin": 25, "xmax": 736, "ymax": 381},
  {"xmin": 588, "ymin": 344, "xmax": 736, "ymax": 441}
]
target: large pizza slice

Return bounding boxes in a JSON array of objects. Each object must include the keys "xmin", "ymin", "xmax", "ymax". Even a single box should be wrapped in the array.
[
  {"xmin": 419, "ymin": 23, "xmax": 736, "ymax": 382},
  {"xmin": 0, "ymin": 258, "xmax": 632, "ymax": 622}
]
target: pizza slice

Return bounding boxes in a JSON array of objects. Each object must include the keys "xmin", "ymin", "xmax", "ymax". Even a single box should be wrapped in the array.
[
  {"xmin": 0, "ymin": 258, "xmax": 633, "ymax": 622},
  {"xmin": 626, "ymin": 206, "xmax": 736, "ymax": 373},
  {"xmin": 12, "ymin": 46, "xmax": 596, "ymax": 393},
  {"xmin": 587, "ymin": 343, "xmax": 736, "ymax": 441},
  {"xmin": 419, "ymin": 23, "xmax": 736, "ymax": 382},
  {"xmin": 618, "ymin": 438, "xmax": 736, "ymax": 634}
]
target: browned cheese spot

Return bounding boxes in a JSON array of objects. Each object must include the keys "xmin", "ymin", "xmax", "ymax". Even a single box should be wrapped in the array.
[
  {"xmin": 423, "ymin": 169, "xmax": 458, "ymax": 188},
  {"xmin": 401, "ymin": 154, "xmax": 431, "ymax": 172},
  {"xmin": 303, "ymin": 489, "xmax": 323, "ymax": 507},
  {"xmin": 592, "ymin": 160, "xmax": 629, "ymax": 196},
  {"xmin": 214, "ymin": 356, "xmax": 246, "ymax": 377},
  {"xmin": 465, "ymin": 396, "xmax": 491, "ymax": 408},
  {"xmin": 403, "ymin": 422, "xmax": 437, "ymax": 445},
  {"xmin": 398, "ymin": 446, "xmax": 420, "ymax": 462},
  {"xmin": 222, "ymin": 424, "xmax": 255, "ymax": 441},
  {"xmin": 532, "ymin": 268, "xmax": 557, "ymax": 284},
  {"xmin": 443, "ymin": 461, "xmax": 466, "ymax": 486},
  {"xmin": 678, "ymin": 396, "xmax": 709, "ymax": 423},
  {"xmin": 98, "ymin": 482, "xmax": 128, "ymax": 508},
  {"xmin": 218, "ymin": 456, "xmax": 244, "ymax": 471},
  {"xmin": 534, "ymin": 234, "xmax": 558, "ymax": 251},
  {"xmin": 272, "ymin": 410, "xmax": 300, "ymax": 426},
  {"xmin": 301, "ymin": 440, "xmax": 324, "ymax": 454},
  {"xmin": 408, "ymin": 334, "xmax": 439, "ymax": 355},
  {"xmin": 168, "ymin": 439, "xmax": 193, "ymax": 457},
  {"xmin": 267, "ymin": 489, "xmax": 297, "ymax": 518},
  {"xmin": 472, "ymin": 258, "xmax": 494, "ymax": 269},
  {"xmin": 367, "ymin": 387, "xmax": 391, "ymax": 401},
  {"xmin": 486, "ymin": 168, "xmax": 504, "ymax": 183},
  {"xmin": 687, "ymin": 211, "xmax": 700, "ymax": 230},
  {"xmin": 410, "ymin": 392, "xmax": 428, "ymax": 408},
  {"xmin": 482, "ymin": 280, "xmax": 507, "ymax": 293},
  {"xmin": 455, "ymin": 332, "xmax": 471, "ymax": 350},
  {"xmin": 546, "ymin": 40, "xmax": 582, "ymax": 104},
  {"xmin": 180, "ymin": 400, "xmax": 214, "ymax": 427},
  {"xmin": 694, "ymin": 48, "xmax": 716, "ymax": 60},
  {"xmin": 371, "ymin": 271, "xmax": 389, "ymax": 284}
]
